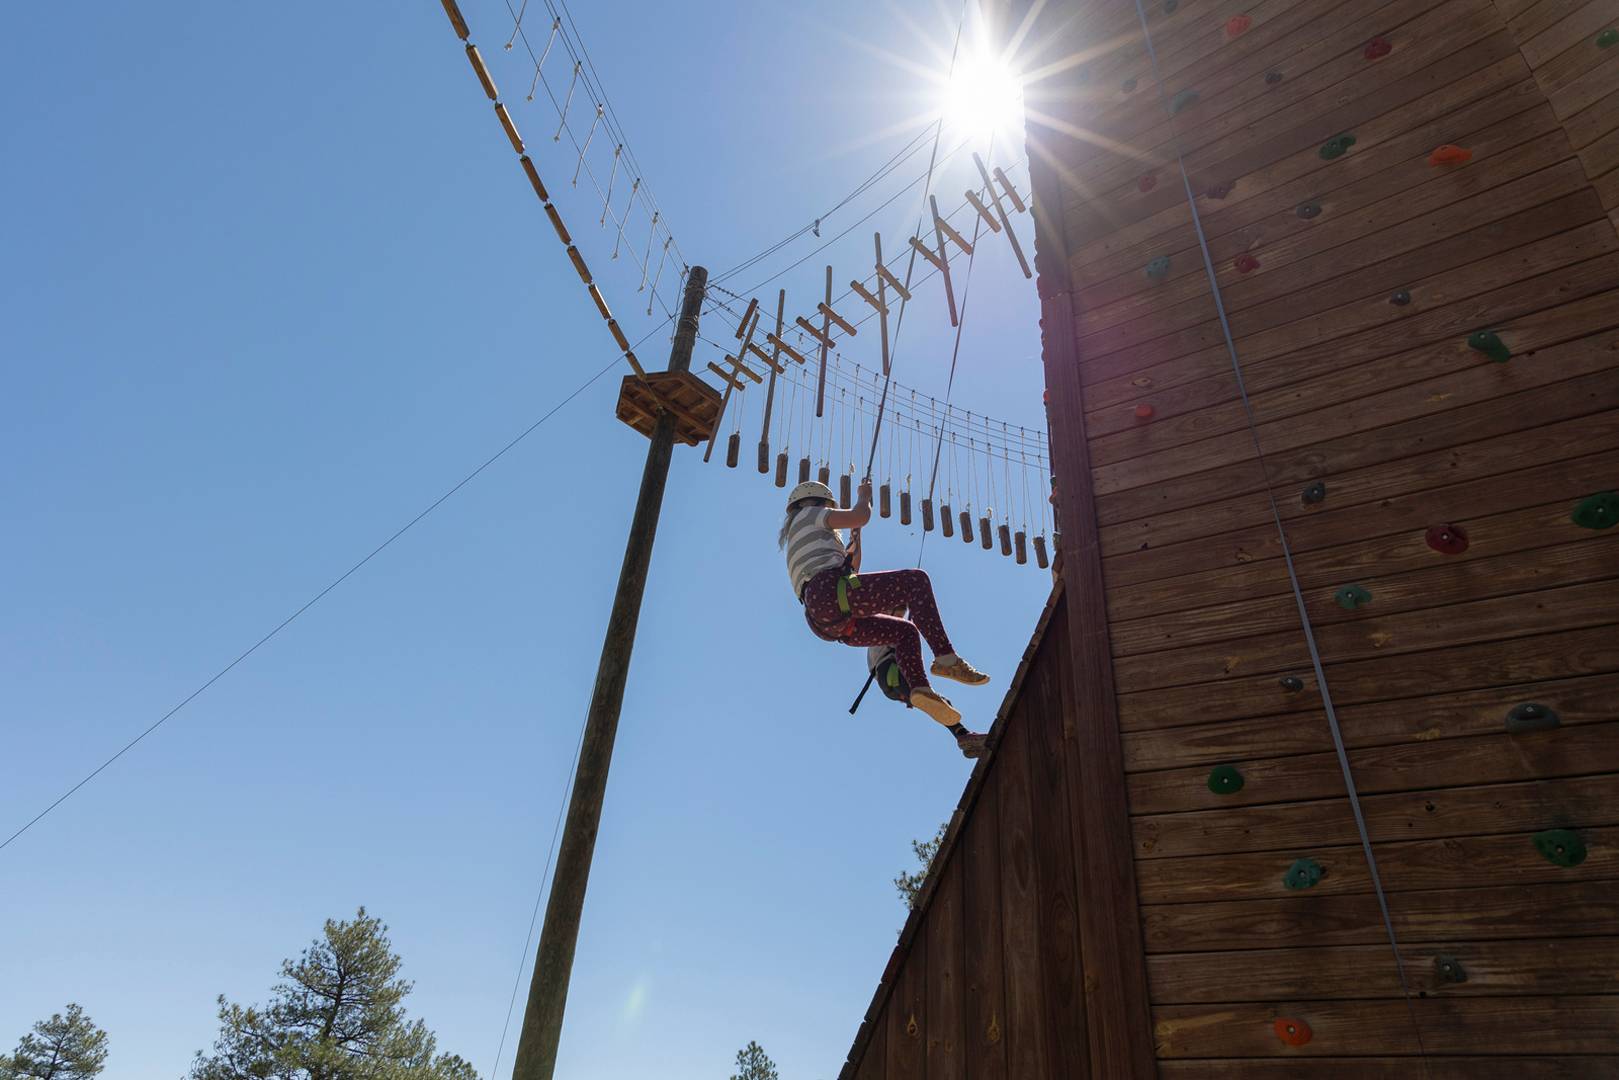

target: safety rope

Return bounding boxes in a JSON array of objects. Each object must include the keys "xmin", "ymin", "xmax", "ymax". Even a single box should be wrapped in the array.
[{"xmin": 1127, "ymin": 1, "xmax": 1430, "ymax": 1064}]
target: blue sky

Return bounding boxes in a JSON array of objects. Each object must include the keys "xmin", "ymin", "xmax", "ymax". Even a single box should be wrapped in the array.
[{"xmin": 0, "ymin": 2, "xmax": 1048, "ymax": 1077}]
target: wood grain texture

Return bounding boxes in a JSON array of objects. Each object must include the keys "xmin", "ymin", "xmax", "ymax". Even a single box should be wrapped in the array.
[
  {"xmin": 1159, "ymin": 1059, "xmax": 1619, "ymax": 1079},
  {"xmin": 958, "ymin": 778, "xmax": 1008, "ymax": 1080},
  {"xmin": 924, "ymin": 857, "xmax": 965, "ymax": 1080}
]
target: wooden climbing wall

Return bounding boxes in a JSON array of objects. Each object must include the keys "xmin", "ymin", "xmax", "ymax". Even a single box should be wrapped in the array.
[{"xmin": 839, "ymin": 0, "xmax": 1619, "ymax": 1076}]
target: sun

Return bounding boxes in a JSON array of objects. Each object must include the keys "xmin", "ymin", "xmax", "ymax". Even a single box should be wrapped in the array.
[{"xmin": 942, "ymin": 47, "xmax": 1024, "ymax": 139}]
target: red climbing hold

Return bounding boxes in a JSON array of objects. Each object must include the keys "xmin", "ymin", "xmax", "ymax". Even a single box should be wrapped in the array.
[
  {"xmin": 1274, "ymin": 1018, "xmax": 1313, "ymax": 1047},
  {"xmin": 1426, "ymin": 523, "xmax": 1469, "ymax": 554},
  {"xmin": 1226, "ymin": 14, "xmax": 1252, "ymax": 38},
  {"xmin": 1139, "ymin": 173, "xmax": 1157, "ymax": 193},
  {"xmin": 1134, "ymin": 403, "xmax": 1155, "ymax": 420},
  {"xmin": 1234, "ymin": 253, "xmax": 1260, "ymax": 273},
  {"xmin": 1428, "ymin": 144, "xmax": 1473, "ymax": 166},
  {"xmin": 1364, "ymin": 36, "xmax": 1392, "ymax": 59}
]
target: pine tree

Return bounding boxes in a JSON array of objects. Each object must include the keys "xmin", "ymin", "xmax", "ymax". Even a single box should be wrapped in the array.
[
  {"xmin": 2, "ymin": 1004, "xmax": 108, "ymax": 1080},
  {"xmin": 893, "ymin": 822, "xmax": 949, "ymax": 910},
  {"xmin": 728, "ymin": 1041, "xmax": 779, "ymax": 1080},
  {"xmin": 188, "ymin": 908, "xmax": 477, "ymax": 1080}
]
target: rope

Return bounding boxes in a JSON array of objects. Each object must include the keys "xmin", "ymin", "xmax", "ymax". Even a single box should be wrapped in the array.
[{"xmin": 1128, "ymin": 0, "xmax": 1430, "ymax": 1064}]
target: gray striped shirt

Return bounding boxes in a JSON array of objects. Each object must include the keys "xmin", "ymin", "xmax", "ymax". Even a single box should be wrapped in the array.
[{"xmin": 785, "ymin": 507, "xmax": 847, "ymax": 597}]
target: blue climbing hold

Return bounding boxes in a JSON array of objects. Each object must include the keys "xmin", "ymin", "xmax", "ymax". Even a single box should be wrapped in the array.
[
  {"xmin": 1283, "ymin": 858, "xmax": 1323, "ymax": 890},
  {"xmin": 1146, "ymin": 255, "xmax": 1171, "ymax": 281},
  {"xmin": 1572, "ymin": 491, "xmax": 1618, "ymax": 529}
]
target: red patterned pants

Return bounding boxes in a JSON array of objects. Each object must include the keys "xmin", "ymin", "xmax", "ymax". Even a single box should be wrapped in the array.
[{"xmin": 802, "ymin": 567, "xmax": 955, "ymax": 690}]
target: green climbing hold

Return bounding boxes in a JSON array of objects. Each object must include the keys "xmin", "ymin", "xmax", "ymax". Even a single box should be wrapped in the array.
[
  {"xmin": 1434, "ymin": 954, "xmax": 1468, "ymax": 984},
  {"xmin": 1283, "ymin": 857, "xmax": 1323, "ymax": 890},
  {"xmin": 1146, "ymin": 255, "xmax": 1171, "ymax": 281},
  {"xmin": 1302, "ymin": 480, "xmax": 1327, "ymax": 505},
  {"xmin": 1319, "ymin": 133, "xmax": 1356, "ymax": 159},
  {"xmin": 1505, "ymin": 702, "xmax": 1560, "ymax": 733},
  {"xmin": 1169, "ymin": 89, "xmax": 1199, "ymax": 115},
  {"xmin": 1533, "ymin": 828, "xmax": 1587, "ymax": 868},
  {"xmin": 1468, "ymin": 329, "xmax": 1511, "ymax": 362},
  {"xmin": 1572, "ymin": 491, "xmax": 1619, "ymax": 529},
  {"xmin": 1335, "ymin": 584, "xmax": 1372, "ymax": 610},
  {"xmin": 1597, "ymin": 28, "xmax": 1617, "ymax": 47},
  {"xmin": 1207, "ymin": 765, "xmax": 1245, "ymax": 795}
]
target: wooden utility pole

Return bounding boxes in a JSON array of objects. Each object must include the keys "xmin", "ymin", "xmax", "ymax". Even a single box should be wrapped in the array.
[{"xmin": 512, "ymin": 266, "xmax": 709, "ymax": 1080}]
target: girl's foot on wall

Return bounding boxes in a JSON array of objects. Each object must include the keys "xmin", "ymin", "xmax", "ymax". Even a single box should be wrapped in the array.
[
  {"xmin": 909, "ymin": 686, "xmax": 961, "ymax": 726},
  {"xmin": 931, "ymin": 654, "xmax": 990, "ymax": 686}
]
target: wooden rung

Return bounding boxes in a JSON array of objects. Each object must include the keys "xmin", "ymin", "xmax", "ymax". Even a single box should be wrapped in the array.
[
  {"xmin": 908, "ymin": 235, "xmax": 945, "ymax": 272},
  {"xmin": 566, "ymin": 245, "xmax": 591, "ymax": 284},
  {"xmin": 994, "ymin": 166, "xmax": 1026, "ymax": 212},
  {"xmin": 441, "ymin": 0, "xmax": 470, "ymax": 39},
  {"xmin": 587, "ymin": 282, "xmax": 612, "ymax": 321},
  {"xmin": 494, "ymin": 102, "xmax": 524, "ymax": 154},
  {"xmin": 876, "ymin": 262, "xmax": 912, "ymax": 301},
  {"xmin": 706, "ymin": 361, "xmax": 747, "ymax": 391},
  {"xmin": 936, "ymin": 214, "xmax": 973, "ymax": 255},
  {"xmin": 545, "ymin": 203, "xmax": 572, "ymax": 245},
  {"xmin": 606, "ymin": 318, "xmax": 632, "ymax": 353},
  {"xmin": 746, "ymin": 340, "xmax": 784, "ymax": 373},
  {"xmin": 466, "ymin": 45, "xmax": 498, "ymax": 100},
  {"xmin": 622, "ymin": 350, "xmax": 647, "ymax": 378},
  {"xmin": 724, "ymin": 355, "xmax": 764, "ymax": 383},
  {"xmin": 766, "ymin": 333, "xmax": 808, "ymax": 365},
  {"xmin": 735, "ymin": 297, "xmax": 759, "ymax": 340},
  {"xmin": 520, "ymin": 156, "xmax": 550, "ymax": 203},
  {"xmin": 794, "ymin": 315, "xmax": 835, "ymax": 349},
  {"xmin": 849, "ymin": 279, "xmax": 888, "ymax": 314},
  {"xmin": 817, "ymin": 302, "xmax": 858, "ymax": 337},
  {"xmin": 964, "ymin": 189, "xmax": 1002, "ymax": 232}
]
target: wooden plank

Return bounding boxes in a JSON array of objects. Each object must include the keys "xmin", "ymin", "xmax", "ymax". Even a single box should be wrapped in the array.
[
  {"xmin": 884, "ymin": 920, "xmax": 925, "ymax": 1080},
  {"xmin": 1154, "ymin": 995, "xmax": 1619, "ymax": 1056},
  {"xmin": 958, "ymin": 775, "xmax": 1008, "ymax": 1080},
  {"xmin": 924, "ymin": 856, "xmax": 965, "ymax": 1080},
  {"xmin": 1135, "ymin": 771, "xmax": 1619, "ymax": 859},
  {"xmin": 1148, "ymin": 935, "xmax": 1619, "ymax": 1002},
  {"xmin": 1520, "ymin": 0, "xmax": 1619, "ymax": 68},
  {"xmin": 1565, "ymin": 87, "xmax": 1619, "ymax": 150},
  {"xmin": 1548, "ymin": 39, "xmax": 1619, "ymax": 120},
  {"xmin": 1143, "ymin": 879, "xmax": 1619, "ymax": 951},
  {"xmin": 1136, "ymin": 825, "xmax": 1619, "ymax": 904},
  {"xmin": 1159, "ymin": 1059, "xmax": 1619, "ymax": 1079},
  {"xmin": 992, "ymin": 683, "xmax": 1051, "ymax": 1080},
  {"xmin": 852, "ymin": 1018, "xmax": 886, "ymax": 1080}
]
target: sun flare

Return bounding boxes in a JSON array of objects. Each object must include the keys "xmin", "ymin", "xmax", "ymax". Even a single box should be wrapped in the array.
[{"xmin": 942, "ymin": 48, "xmax": 1024, "ymax": 139}]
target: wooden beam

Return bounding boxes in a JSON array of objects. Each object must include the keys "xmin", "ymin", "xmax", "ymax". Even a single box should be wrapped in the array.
[
  {"xmin": 849, "ymin": 278, "xmax": 888, "ymax": 315},
  {"xmin": 756, "ymin": 289, "xmax": 786, "ymax": 471},
  {"xmin": 765, "ymin": 332, "xmax": 808, "ymax": 366},
  {"xmin": 706, "ymin": 361, "xmax": 745, "ymax": 391},
  {"xmin": 877, "ymin": 261, "xmax": 912, "ymax": 301},
  {"xmin": 974, "ymin": 152, "xmax": 1032, "ymax": 279},
  {"xmin": 815, "ymin": 265, "xmax": 832, "ymax": 417},
  {"xmin": 734, "ymin": 297, "xmax": 758, "ymax": 339},
  {"xmin": 964, "ymin": 189, "xmax": 1003, "ymax": 232},
  {"xmin": 928, "ymin": 195, "xmax": 959, "ymax": 326},
  {"xmin": 818, "ymin": 301, "xmax": 858, "ymax": 337},
  {"xmin": 874, "ymin": 233, "xmax": 891, "ymax": 374},
  {"xmin": 794, "ymin": 315, "xmax": 836, "ymax": 349}
]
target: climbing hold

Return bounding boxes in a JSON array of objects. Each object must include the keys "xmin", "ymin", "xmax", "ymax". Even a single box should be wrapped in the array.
[
  {"xmin": 1532, "ymin": 828, "xmax": 1587, "ymax": 868},
  {"xmin": 1265, "ymin": 71, "xmax": 1283, "ymax": 85},
  {"xmin": 1434, "ymin": 955, "xmax": 1468, "ymax": 984},
  {"xmin": 1283, "ymin": 858, "xmax": 1323, "ymax": 890},
  {"xmin": 1296, "ymin": 200, "xmax": 1321, "ymax": 219},
  {"xmin": 1146, "ymin": 255, "xmax": 1171, "ymax": 281},
  {"xmin": 1319, "ymin": 133, "xmax": 1356, "ymax": 159},
  {"xmin": 1234, "ymin": 253, "xmax": 1261, "ymax": 273},
  {"xmin": 1169, "ymin": 89, "xmax": 1199, "ymax": 114},
  {"xmin": 1207, "ymin": 765, "xmax": 1245, "ymax": 795},
  {"xmin": 1134, "ymin": 403, "xmax": 1155, "ymax": 420},
  {"xmin": 1164, "ymin": 0, "xmax": 1179, "ymax": 11},
  {"xmin": 1572, "ymin": 491, "xmax": 1619, "ymax": 529},
  {"xmin": 1467, "ymin": 330, "xmax": 1511, "ymax": 362},
  {"xmin": 1274, "ymin": 1018, "xmax": 1313, "ymax": 1047},
  {"xmin": 1121, "ymin": 76, "xmax": 1138, "ymax": 93},
  {"xmin": 1597, "ymin": 28, "xmax": 1617, "ymax": 47},
  {"xmin": 1204, "ymin": 180, "xmax": 1234, "ymax": 199},
  {"xmin": 1428, "ymin": 144, "xmax": 1473, "ymax": 166},
  {"xmin": 1364, "ymin": 36, "xmax": 1392, "ymax": 60},
  {"xmin": 1505, "ymin": 702, "xmax": 1560, "ymax": 733},
  {"xmin": 1301, "ymin": 480, "xmax": 1327, "ymax": 505},
  {"xmin": 1139, "ymin": 173, "xmax": 1157, "ymax": 193},
  {"xmin": 1280, "ymin": 675, "xmax": 1304, "ymax": 692},
  {"xmin": 1390, "ymin": 289, "xmax": 1412, "ymax": 305},
  {"xmin": 1335, "ymin": 584, "xmax": 1372, "ymax": 610},
  {"xmin": 1225, "ymin": 14, "xmax": 1252, "ymax": 38},
  {"xmin": 1424, "ymin": 523, "xmax": 1469, "ymax": 555}
]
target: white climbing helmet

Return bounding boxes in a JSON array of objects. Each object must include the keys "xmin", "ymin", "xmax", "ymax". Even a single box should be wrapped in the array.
[{"xmin": 787, "ymin": 480, "xmax": 835, "ymax": 508}]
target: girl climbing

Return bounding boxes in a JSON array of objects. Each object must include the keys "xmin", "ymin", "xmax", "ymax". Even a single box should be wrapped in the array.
[{"xmin": 781, "ymin": 478, "xmax": 991, "ymax": 758}]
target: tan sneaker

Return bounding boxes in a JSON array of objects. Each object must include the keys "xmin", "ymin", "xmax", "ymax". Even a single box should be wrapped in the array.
[
  {"xmin": 909, "ymin": 686, "xmax": 961, "ymax": 726},
  {"xmin": 931, "ymin": 655, "xmax": 990, "ymax": 686}
]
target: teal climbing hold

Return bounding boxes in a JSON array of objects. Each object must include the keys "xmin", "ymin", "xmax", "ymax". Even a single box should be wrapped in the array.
[
  {"xmin": 1335, "ymin": 584, "xmax": 1372, "ymax": 610},
  {"xmin": 1283, "ymin": 858, "xmax": 1323, "ymax": 890},
  {"xmin": 1146, "ymin": 255, "xmax": 1171, "ymax": 281},
  {"xmin": 1164, "ymin": 0, "xmax": 1179, "ymax": 11},
  {"xmin": 1572, "ymin": 491, "xmax": 1619, "ymax": 529},
  {"xmin": 1319, "ymin": 133, "xmax": 1356, "ymax": 159},
  {"xmin": 1122, "ymin": 76, "xmax": 1138, "ymax": 93},
  {"xmin": 1302, "ymin": 480, "xmax": 1327, "ymax": 505},
  {"xmin": 1505, "ymin": 702, "xmax": 1560, "ymax": 733},
  {"xmin": 1170, "ymin": 89, "xmax": 1199, "ymax": 115},
  {"xmin": 1468, "ymin": 329, "xmax": 1511, "ymax": 362},
  {"xmin": 1532, "ymin": 828, "xmax": 1587, "ymax": 868},
  {"xmin": 1207, "ymin": 765, "xmax": 1245, "ymax": 795},
  {"xmin": 1297, "ymin": 200, "xmax": 1321, "ymax": 219},
  {"xmin": 1434, "ymin": 955, "xmax": 1468, "ymax": 984},
  {"xmin": 1597, "ymin": 28, "xmax": 1617, "ymax": 47}
]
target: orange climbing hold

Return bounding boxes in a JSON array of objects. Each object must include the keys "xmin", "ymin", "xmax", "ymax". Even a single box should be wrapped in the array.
[
  {"xmin": 1275, "ymin": 1018, "xmax": 1313, "ymax": 1047},
  {"xmin": 1234, "ymin": 253, "xmax": 1260, "ymax": 273},
  {"xmin": 1226, "ymin": 14, "xmax": 1252, "ymax": 38},
  {"xmin": 1428, "ymin": 144, "xmax": 1473, "ymax": 166},
  {"xmin": 1134, "ymin": 403, "xmax": 1155, "ymax": 420}
]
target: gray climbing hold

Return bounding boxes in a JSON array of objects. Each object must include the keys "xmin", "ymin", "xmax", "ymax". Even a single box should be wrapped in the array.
[
  {"xmin": 1390, "ymin": 290, "xmax": 1412, "ymax": 305},
  {"xmin": 1265, "ymin": 71, "xmax": 1283, "ymax": 85},
  {"xmin": 1280, "ymin": 675, "xmax": 1304, "ymax": 692},
  {"xmin": 1505, "ymin": 702, "xmax": 1560, "ymax": 733},
  {"xmin": 1297, "ymin": 200, "xmax": 1321, "ymax": 219},
  {"xmin": 1434, "ymin": 954, "xmax": 1468, "ymax": 984},
  {"xmin": 1302, "ymin": 480, "xmax": 1327, "ymax": 505},
  {"xmin": 1170, "ymin": 89, "xmax": 1199, "ymax": 115},
  {"xmin": 1122, "ymin": 76, "xmax": 1138, "ymax": 93}
]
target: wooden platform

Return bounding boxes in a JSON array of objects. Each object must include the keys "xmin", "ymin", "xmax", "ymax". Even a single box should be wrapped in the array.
[{"xmin": 613, "ymin": 370, "xmax": 720, "ymax": 446}]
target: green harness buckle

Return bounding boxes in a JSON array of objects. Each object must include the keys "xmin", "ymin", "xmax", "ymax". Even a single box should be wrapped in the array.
[{"xmin": 836, "ymin": 572, "xmax": 861, "ymax": 614}]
